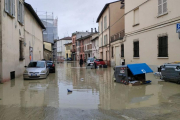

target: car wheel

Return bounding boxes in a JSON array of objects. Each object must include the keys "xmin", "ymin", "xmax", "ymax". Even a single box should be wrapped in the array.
[{"xmin": 177, "ymin": 81, "xmax": 180, "ymax": 84}]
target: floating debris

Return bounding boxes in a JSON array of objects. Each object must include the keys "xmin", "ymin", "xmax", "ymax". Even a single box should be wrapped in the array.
[{"xmin": 67, "ymin": 89, "xmax": 72, "ymax": 93}]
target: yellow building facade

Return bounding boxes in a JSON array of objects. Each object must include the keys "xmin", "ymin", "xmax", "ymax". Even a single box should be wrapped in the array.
[{"xmin": 64, "ymin": 42, "xmax": 72, "ymax": 59}]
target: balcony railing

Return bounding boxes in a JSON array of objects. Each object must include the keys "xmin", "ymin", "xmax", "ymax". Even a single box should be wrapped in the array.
[{"xmin": 111, "ymin": 30, "xmax": 125, "ymax": 43}]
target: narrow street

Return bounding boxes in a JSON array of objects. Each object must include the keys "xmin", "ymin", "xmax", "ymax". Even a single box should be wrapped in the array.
[{"xmin": 0, "ymin": 62, "xmax": 180, "ymax": 120}]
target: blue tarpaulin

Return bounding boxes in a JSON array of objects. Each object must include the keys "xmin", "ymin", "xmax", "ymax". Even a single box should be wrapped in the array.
[{"xmin": 127, "ymin": 63, "xmax": 153, "ymax": 75}]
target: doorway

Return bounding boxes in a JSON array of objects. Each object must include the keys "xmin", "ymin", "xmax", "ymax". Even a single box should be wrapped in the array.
[
  {"xmin": 29, "ymin": 47, "xmax": 33, "ymax": 61},
  {"xmin": 115, "ymin": 47, "xmax": 120, "ymax": 66}
]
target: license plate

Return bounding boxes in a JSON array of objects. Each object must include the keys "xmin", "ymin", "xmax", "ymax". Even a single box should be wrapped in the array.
[
  {"xmin": 120, "ymin": 70, "xmax": 125, "ymax": 73},
  {"xmin": 31, "ymin": 74, "xmax": 37, "ymax": 76}
]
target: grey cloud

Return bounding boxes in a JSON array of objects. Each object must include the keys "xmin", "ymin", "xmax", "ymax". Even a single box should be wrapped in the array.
[{"xmin": 25, "ymin": 0, "xmax": 116, "ymax": 38}]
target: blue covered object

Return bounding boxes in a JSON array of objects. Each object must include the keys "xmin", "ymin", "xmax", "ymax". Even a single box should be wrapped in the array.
[
  {"xmin": 127, "ymin": 63, "xmax": 153, "ymax": 75},
  {"xmin": 67, "ymin": 89, "xmax": 72, "ymax": 92}
]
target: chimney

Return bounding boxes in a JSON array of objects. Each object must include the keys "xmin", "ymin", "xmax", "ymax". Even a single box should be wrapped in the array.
[
  {"xmin": 91, "ymin": 28, "xmax": 93, "ymax": 33},
  {"xmin": 95, "ymin": 28, "xmax": 97, "ymax": 33}
]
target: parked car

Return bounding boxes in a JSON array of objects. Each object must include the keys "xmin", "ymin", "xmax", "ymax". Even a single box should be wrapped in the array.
[
  {"xmin": 47, "ymin": 61, "xmax": 56, "ymax": 73},
  {"xmin": 23, "ymin": 61, "xmax": 49, "ymax": 80},
  {"xmin": 86, "ymin": 57, "xmax": 95, "ymax": 65},
  {"xmin": 94, "ymin": 59, "xmax": 106, "ymax": 66},
  {"xmin": 67, "ymin": 58, "xmax": 72, "ymax": 61}
]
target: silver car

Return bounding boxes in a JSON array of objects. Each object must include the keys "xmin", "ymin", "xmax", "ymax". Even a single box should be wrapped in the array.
[
  {"xmin": 86, "ymin": 57, "xmax": 95, "ymax": 65},
  {"xmin": 23, "ymin": 61, "xmax": 49, "ymax": 80}
]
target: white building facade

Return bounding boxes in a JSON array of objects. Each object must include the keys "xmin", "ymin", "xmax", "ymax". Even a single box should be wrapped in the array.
[{"xmin": 57, "ymin": 37, "xmax": 72, "ymax": 58}]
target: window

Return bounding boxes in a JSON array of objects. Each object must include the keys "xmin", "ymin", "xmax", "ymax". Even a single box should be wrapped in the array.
[
  {"xmin": 104, "ymin": 16, "xmax": 107, "ymax": 30},
  {"xmin": 112, "ymin": 47, "xmax": 114, "ymax": 58},
  {"xmin": 17, "ymin": 0, "xmax": 24, "ymax": 24},
  {"xmin": 104, "ymin": 35, "xmax": 108, "ymax": 45},
  {"xmin": 28, "ymin": 62, "xmax": 45, "ymax": 68},
  {"xmin": 121, "ymin": 44, "xmax": 124, "ymax": 57},
  {"xmin": 158, "ymin": 0, "xmax": 167, "ymax": 16},
  {"xmin": 101, "ymin": 21, "xmax": 103, "ymax": 33},
  {"xmin": 158, "ymin": 36, "xmax": 168, "ymax": 57},
  {"xmin": 133, "ymin": 41, "xmax": 139, "ymax": 57},
  {"xmin": 134, "ymin": 8, "xmax": 139, "ymax": 25},
  {"xmin": 5, "ymin": 0, "xmax": 15, "ymax": 17},
  {"xmin": 19, "ymin": 40, "xmax": 24, "ymax": 60}
]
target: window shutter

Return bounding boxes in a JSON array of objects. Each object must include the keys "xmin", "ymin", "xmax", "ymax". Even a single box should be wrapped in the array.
[
  {"xmin": 134, "ymin": 8, "xmax": 139, "ymax": 24},
  {"xmin": 158, "ymin": 0, "xmax": 162, "ymax": 15},
  {"xmin": 163, "ymin": 0, "xmax": 167, "ymax": 13},
  {"xmin": 5, "ymin": 0, "xmax": 8, "ymax": 12},
  {"xmin": 22, "ymin": 4, "xmax": 24, "ymax": 24},
  {"xmin": 12, "ymin": 0, "xmax": 15, "ymax": 17},
  {"xmin": 17, "ymin": 0, "xmax": 20, "ymax": 22}
]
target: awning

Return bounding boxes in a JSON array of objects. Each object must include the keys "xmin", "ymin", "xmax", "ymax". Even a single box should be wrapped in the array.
[{"xmin": 127, "ymin": 63, "xmax": 153, "ymax": 75}]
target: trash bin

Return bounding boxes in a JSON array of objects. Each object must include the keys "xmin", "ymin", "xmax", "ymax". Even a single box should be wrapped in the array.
[
  {"xmin": 161, "ymin": 64, "xmax": 180, "ymax": 83},
  {"xmin": 114, "ymin": 63, "xmax": 153, "ymax": 85}
]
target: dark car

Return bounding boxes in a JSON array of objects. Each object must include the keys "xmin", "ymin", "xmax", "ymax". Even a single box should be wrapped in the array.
[
  {"xmin": 47, "ymin": 61, "xmax": 55, "ymax": 73},
  {"xmin": 67, "ymin": 58, "xmax": 72, "ymax": 61}
]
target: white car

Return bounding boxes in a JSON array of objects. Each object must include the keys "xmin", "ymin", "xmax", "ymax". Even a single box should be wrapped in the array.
[
  {"xmin": 86, "ymin": 57, "xmax": 95, "ymax": 65},
  {"xmin": 23, "ymin": 61, "xmax": 49, "ymax": 80}
]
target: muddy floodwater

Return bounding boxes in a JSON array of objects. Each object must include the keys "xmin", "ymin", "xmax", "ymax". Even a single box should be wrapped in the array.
[{"xmin": 1, "ymin": 62, "xmax": 180, "ymax": 120}]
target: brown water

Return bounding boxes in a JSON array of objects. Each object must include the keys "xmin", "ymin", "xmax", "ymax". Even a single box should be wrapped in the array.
[{"xmin": 0, "ymin": 62, "xmax": 180, "ymax": 120}]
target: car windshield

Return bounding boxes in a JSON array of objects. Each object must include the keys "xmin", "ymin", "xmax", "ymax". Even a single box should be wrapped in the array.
[
  {"xmin": 47, "ymin": 62, "xmax": 53, "ymax": 66},
  {"xmin": 88, "ymin": 58, "xmax": 94, "ymax": 62},
  {"xmin": 28, "ymin": 62, "xmax": 45, "ymax": 68},
  {"xmin": 96, "ymin": 59, "xmax": 103, "ymax": 62}
]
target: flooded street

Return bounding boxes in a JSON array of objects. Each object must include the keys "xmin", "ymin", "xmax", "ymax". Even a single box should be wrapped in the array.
[{"xmin": 1, "ymin": 62, "xmax": 180, "ymax": 120}]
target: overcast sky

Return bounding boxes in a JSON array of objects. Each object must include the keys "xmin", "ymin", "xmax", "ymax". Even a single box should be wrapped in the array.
[{"xmin": 25, "ymin": 0, "xmax": 117, "ymax": 39}]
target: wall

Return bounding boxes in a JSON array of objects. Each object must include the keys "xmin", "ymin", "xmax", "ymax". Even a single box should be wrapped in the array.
[
  {"xmin": 24, "ymin": 7, "xmax": 44, "ymax": 66},
  {"xmin": 71, "ymin": 35, "xmax": 76, "ymax": 61},
  {"xmin": 0, "ymin": 0, "xmax": 43, "ymax": 82},
  {"xmin": 109, "ymin": 1, "xmax": 125, "ymax": 67},
  {"xmin": 57, "ymin": 40, "xmax": 71, "ymax": 58},
  {"xmin": 124, "ymin": 0, "xmax": 180, "ymax": 71},
  {"xmin": 1, "ymin": 0, "xmax": 25, "ymax": 82},
  {"xmin": 65, "ymin": 44, "xmax": 72, "ymax": 59},
  {"xmin": 125, "ymin": 0, "xmax": 180, "ymax": 34},
  {"xmin": 44, "ymin": 42, "xmax": 52, "ymax": 51},
  {"xmin": 44, "ymin": 49, "xmax": 52, "ymax": 61},
  {"xmin": 98, "ymin": 7, "xmax": 110, "ymax": 64},
  {"xmin": 109, "ymin": 1, "xmax": 124, "ymax": 37}
]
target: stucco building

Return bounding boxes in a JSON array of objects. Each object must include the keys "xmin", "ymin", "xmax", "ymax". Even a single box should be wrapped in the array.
[
  {"xmin": 91, "ymin": 33, "xmax": 99, "ymax": 59},
  {"xmin": 43, "ymin": 42, "xmax": 53, "ymax": 61},
  {"xmin": 64, "ymin": 42, "xmax": 72, "ymax": 59},
  {"xmin": 71, "ymin": 31, "xmax": 92, "ymax": 61},
  {"xmin": 0, "ymin": 0, "xmax": 45, "ymax": 82},
  {"xmin": 110, "ymin": 1, "xmax": 125, "ymax": 67},
  {"xmin": 123, "ymin": 0, "xmax": 180, "ymax": 71},
  {"xmin": 97, "ymin": 1, "xmax": 122, "ymax": 66},
  {"xmin": 71, "ymin": 34, "xmax": 77, "ymax": 61},
  {"xmin": 57, "ymin": 37, "xmax": 72, "ymax": 59}
]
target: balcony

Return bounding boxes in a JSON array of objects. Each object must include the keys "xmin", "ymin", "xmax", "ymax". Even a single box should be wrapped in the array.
[
  {"xmin": 111, "ymin": 30, "xmax": 125, "ymax": 43},
  {"xmin": 71, "ymin": 49, "xmax": 76, "ymax": 53}
]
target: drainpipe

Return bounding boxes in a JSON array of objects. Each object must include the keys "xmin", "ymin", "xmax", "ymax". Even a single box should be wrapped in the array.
[
  {"xmin": 42, "ymin": 29, "xmax": 46, "ymax": 60},
  {"xmin": 108, "ymin": 6, "xmax": 111, "ymax": 66}
]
